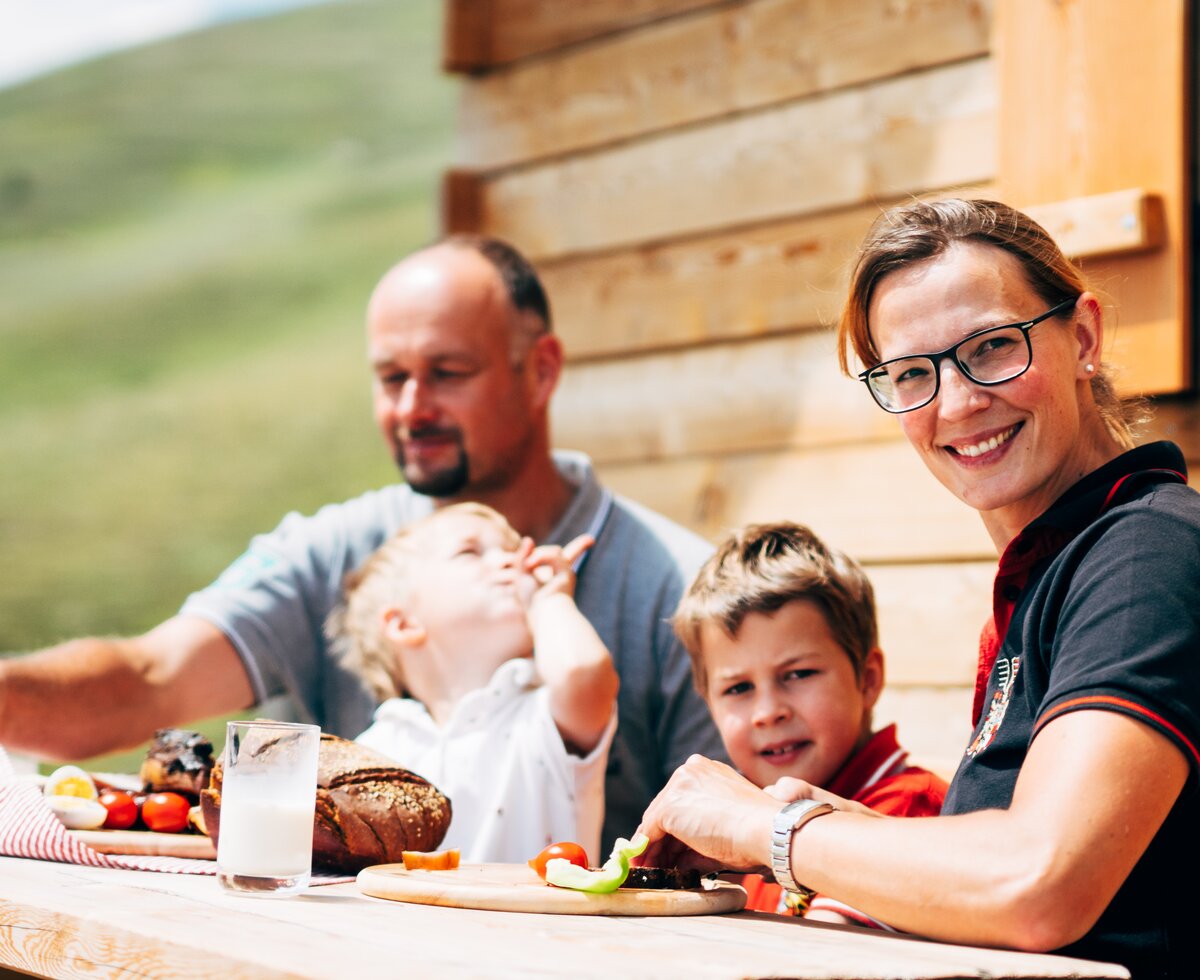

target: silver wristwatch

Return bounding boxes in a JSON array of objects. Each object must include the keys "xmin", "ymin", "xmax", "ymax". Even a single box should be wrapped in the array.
[{"xmin": 770, "ymin": 799, "xmax": 836, "ymax": 893}]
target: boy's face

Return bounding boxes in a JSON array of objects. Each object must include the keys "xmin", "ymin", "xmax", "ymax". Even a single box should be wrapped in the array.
[
  {"xmin": 402, "ymin": 511, "xmax": 532, "ymax": 662},
  {"xmin": 700, "ymin": 599, "xmax": 883, "ymax": 791}
]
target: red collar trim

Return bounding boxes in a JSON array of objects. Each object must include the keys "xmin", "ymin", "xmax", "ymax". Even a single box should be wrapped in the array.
[{"xmin": 827, "ymin": 725, "xmax": 906, "ymax": 799}]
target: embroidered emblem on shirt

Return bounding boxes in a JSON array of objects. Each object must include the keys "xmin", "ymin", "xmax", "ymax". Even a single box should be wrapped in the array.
[{"xmin": 966, "ymin": 656, "xmax": 1021, "ymax": 758}]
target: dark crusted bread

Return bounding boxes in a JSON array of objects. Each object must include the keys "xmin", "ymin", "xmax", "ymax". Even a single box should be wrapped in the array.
[
  {"xmin": 620, "ymin": 866, "xmax": 702, "ymax": 890},
  {"xmin": 200, "ymin": 732, "xmax": 452, "ymax": 873}
]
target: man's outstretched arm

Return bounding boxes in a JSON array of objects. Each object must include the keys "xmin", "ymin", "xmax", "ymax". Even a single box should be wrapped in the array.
[{"xmin": 0, "ymin": 616, "xmax": 255, "ymax": 761}]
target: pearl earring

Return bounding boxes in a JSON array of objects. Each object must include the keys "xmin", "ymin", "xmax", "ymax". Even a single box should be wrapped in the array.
[{"xmin": 1085, "ymin": 363, "xmax": 1095, "ymax": 374}]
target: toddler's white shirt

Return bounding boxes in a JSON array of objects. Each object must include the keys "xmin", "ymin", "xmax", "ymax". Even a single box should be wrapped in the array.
[{"xmin": 355, "ymin": 658, "xmax": 616, "ymax": 865}]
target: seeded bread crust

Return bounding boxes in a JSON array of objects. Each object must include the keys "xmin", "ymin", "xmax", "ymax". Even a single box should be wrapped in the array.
[{"xmin": 200, "ymin": 732, "xmax": 452, "ymax": 873}]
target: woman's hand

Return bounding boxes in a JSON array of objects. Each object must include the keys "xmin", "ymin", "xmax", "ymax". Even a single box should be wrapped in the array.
[{"xmin": 636, "ymin": 755, "xmax": 782, "ymax": 874}]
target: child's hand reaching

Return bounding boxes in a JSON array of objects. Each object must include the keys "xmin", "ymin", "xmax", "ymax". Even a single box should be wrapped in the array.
[
  {"xmin": 515, "ymin": 534, "xmax": 594, "ymax": 614},
  {"xmin": 516, "ymin": 533, "xmax": 616, "ymax": 757}
]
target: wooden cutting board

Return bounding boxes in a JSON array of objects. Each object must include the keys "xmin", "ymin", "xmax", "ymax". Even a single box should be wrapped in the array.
[
  {"xmin": 357, "ymin": 863, "xmax": 746, "ymax": 916},
  {"xmin": 68, "ymin": 829, "xmax": 216, "ymax": 860}
]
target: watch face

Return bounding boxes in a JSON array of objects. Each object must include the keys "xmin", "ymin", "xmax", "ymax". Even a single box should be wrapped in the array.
[{"xmin": 778, "ymin": 799, "xmax": 821, "ymax": 828}]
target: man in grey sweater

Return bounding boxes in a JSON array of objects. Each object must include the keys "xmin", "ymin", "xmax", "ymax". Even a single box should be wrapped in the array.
[{"xmin": 0, "ymin": 236, "xmax": 724, "ymax": 842}]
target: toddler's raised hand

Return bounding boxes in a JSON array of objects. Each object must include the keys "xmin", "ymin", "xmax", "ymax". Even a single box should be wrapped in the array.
[{"xmin": 520, "ymin": 533, "xmax": 594, "ymax": 607}]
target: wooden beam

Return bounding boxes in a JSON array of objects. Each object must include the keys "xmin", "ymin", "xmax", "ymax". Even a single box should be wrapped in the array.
[
  {"xmin": 442, "ymin": 0, "xmax": 495, "ymax": 73},
  {"xmin": 1025, "ymin": 189, "xmax": 1166, "ymax": 261},
  {"xmin": 439, "ymin": 169, "xmax": 485, "ymax": 235},
  {"xmin": 478, "ymin": 57, "xmax": 995, "ymax": 260},
  {"xmin": 457, "ymin": 0, "xmax": 992, "ymax": 169},
  {"xmin": 442, "ymin": 0, "xmax": 726, "ymax": 72},
  {"xmin": 995, "ymin": 0, "xmax": 1190, "ymax": 396}
]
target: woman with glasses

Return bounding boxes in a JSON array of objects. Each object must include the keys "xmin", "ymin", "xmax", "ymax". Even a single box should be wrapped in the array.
[{"xmin": 637, "ymin": 199, "xmax": 1200, "ymax": 977}]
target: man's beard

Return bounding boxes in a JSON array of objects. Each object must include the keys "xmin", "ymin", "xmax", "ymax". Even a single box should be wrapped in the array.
[{"xmin": 396, "ymin": 430, "xmax": 470, "ymax": 497}]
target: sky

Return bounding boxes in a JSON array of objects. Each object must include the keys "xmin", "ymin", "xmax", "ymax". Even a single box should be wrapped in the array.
[{"xmin": 0, "ymin": 0, "xmax": 338, "ymax": 89}]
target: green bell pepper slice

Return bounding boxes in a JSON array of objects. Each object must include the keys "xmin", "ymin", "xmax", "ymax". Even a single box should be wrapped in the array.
[{"xmin": 544, "ymin": 833, "xmax": 649, "ymax": 893}]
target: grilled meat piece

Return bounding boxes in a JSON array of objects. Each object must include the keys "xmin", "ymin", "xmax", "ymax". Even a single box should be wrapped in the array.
[
  {"xmin": 140, "ymin": 728, "xmax": 215, "ymax": 796},
  {"xmin": 620, "ymin": 866, "xmax": 702, "ymax": 890}
]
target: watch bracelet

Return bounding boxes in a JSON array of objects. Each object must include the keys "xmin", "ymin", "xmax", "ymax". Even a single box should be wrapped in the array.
[{"xmin": 770, "ymin": 800, "xmax": 835, "ymax": 893}]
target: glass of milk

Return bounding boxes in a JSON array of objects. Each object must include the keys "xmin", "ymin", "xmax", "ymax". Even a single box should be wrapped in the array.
[{"xmin": 216, "ymin": 720, "xmax": 320, "ymax": 898}]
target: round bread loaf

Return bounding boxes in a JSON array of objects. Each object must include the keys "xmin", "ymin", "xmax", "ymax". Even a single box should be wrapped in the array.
[{"xmin": 200, "ymin": 732, "xmax": 452, "ymax": 873}]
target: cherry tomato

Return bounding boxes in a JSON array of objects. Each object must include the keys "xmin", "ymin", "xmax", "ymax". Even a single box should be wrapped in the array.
[
  {"xmin": 528, "ymin": 842, "xmax": 589, "ymax": 880},
  {"xmin": 141, "ymin": 792, "xmax": 191, "ymax": 833},
  {"xmin": 97, "ymin": 789, "xmax": 138, "ymax": 830}
]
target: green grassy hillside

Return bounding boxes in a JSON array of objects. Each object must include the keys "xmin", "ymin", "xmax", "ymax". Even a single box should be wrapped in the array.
[{"xmin": 0, "ymin": 0, "xmax": 454, "ymax": 767}]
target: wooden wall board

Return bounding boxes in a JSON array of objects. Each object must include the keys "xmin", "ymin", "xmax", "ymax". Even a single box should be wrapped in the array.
[
  {"xmin": 543, "ymin": 183, "xmax": 1161, "ymax": 362},
  {"xmin": 874, "ymin": 686, "xmax": 974, "ymax": 780},
  {"xmin": 595, "ymin": 443, "xmax": 996, "ymax": 563},
  {"xmin": 457, "ymin": 0, "xmax": 992, "ymax": 170},
  {"xmin": 542, "ymin": 199, "xmax": 900, "ymax": 360},
  {"xmin": 477, "ymin": 58, "xmax": 996, "ymax": 260},
  {"xmin": 554, "ymin": 330, "xmax": 892, "ymax": 464},
  {"xmin": 1144, "ymin": 401, "xmax": 1200, "ymax": 467},
  {"xmin": 443, "ymin": 0, "xmax": 726, "ymax": 71},
  {"xmin": 995, "ymin": 0, "xmax": 1190, "ymax": 396},
  {"xmin": 870, "ymin": 562, "xmax": 994, "ymax": 688}
]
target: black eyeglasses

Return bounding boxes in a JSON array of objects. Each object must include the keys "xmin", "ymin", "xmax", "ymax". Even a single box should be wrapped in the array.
[{"xmin": 858, "ymin": 297, "xmax": 1078, "ymax": 414}]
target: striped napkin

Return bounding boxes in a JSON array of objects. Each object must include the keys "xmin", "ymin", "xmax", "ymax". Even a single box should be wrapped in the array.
[
  {"xmin": 0, "ymin": 746, "xmax": 352, "ymax": 883},
  {"xmin": 0, "ymin": 745, "xmax": 216, "ymax": 873}
]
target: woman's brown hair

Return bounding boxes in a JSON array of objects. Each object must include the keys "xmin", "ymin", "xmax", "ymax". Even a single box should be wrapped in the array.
[{"xmin": 836, "ymin": 198, "xmax": 1142, "ymax": 448}]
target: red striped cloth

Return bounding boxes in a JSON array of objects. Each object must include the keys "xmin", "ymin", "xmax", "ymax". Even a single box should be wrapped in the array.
[
  {"xmin": 0, "ymin": 746, "xmax": 216, "ymax": 873},
  {"xmin": 0, "ymin": 747, "xmax": 352, "ymax": 883}
]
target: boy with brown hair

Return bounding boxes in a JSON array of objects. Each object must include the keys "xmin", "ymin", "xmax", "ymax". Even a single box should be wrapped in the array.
[
  {"xmin": 327, "ymin": 502, "xmax": 618, "ymax": 866},
  {"xmin": 673, "ymin": 521, "xmax": 945, "ymax": 924}
]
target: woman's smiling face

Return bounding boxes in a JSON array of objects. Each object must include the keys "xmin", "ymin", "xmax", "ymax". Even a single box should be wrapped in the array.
[{"xmin": 868, "ymin": 241, "xmax": 1105, "ymax": 546}]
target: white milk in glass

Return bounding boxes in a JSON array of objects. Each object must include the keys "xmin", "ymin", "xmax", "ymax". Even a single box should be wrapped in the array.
[
  {"xmin": 216, "ymin": 720, "xmax": 319, "ymax": 898},
  {"xmin": 217, "ymin": 782, "xmax": 314, "ymax": 878}
]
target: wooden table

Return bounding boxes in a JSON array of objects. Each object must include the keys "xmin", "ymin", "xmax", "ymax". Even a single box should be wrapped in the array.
[{"xmin": 0, "ymin": 857, "xmax": 1129, "ymax": 979}]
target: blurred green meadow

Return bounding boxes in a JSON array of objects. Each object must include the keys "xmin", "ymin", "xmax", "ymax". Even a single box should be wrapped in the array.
[{"xmin": 0, "ymin": 0, "xmax": 454, "ymax": 770}]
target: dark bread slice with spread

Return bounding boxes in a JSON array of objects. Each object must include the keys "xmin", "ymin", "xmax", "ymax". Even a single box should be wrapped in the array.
[
  {"xmin": 200, "ymin": 732, "xmax": 452, "ymax": 873},
  {"xmin": 620, "ymin": 866, "xmax": 702, "ymax": 890}
]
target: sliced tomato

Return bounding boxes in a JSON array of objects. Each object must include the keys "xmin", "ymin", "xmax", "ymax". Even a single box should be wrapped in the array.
[
  {"xmin": 402, "ymin": 849, "xmax": 461, "ymax": 871},
  {"xmin": 97, "ymin": 789, "xmax": 138, "ymax": 830},
  {"xmin": 528, "ymin": 841, "xmax": 589, "ymax": 880},
  {"xmin": 141, "ymin": 792, "xmax": 191, "ymax": 833}
]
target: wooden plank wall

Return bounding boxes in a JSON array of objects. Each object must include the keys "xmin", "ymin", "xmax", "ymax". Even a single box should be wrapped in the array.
[{"xmin": 439, "ymin": 0, "xmax": 1195, "ymax": 778}]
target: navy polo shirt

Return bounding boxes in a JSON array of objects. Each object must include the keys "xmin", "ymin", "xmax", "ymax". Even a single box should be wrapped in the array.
[{"xmin": 942, "ymin": 441, "xmax": 1200, "ymax": 978}]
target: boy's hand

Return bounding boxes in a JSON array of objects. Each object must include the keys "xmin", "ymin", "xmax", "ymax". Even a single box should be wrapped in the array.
[{"xmin": 765, "ymin": 777, "xmax": 877, "ymax": 817}]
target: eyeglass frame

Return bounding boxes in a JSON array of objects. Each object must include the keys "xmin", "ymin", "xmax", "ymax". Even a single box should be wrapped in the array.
[{"xmin": 857, "ymin": 296, "xmax": 1080, "ymax": 414}]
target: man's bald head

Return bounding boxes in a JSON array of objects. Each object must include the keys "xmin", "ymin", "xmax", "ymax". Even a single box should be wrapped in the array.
[
  {"xmin": 370, "ymin": 236, "xmax": 550, "ymax": 366},
  {"xmin": 366, "ymin": 237, "xmax": 563, "ymax": 501}
]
